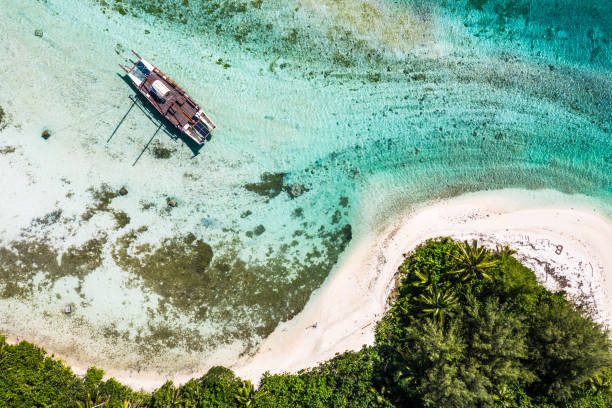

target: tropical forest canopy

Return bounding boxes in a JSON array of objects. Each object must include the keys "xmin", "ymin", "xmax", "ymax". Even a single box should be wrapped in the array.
[{"xmin": 1, "ymin": 238, "xmax": 610, "ymax": 407}]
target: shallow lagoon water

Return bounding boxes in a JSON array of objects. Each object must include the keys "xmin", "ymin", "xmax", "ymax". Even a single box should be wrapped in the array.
[{"xmin": 0, "ymin": 0, "xmax": 610, "ymax": 375}]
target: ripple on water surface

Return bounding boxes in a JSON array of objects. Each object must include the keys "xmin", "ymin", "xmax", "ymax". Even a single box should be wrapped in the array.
[{"xmin": 0, "ymin": 0, "xmax": 610, "ymax": 373}]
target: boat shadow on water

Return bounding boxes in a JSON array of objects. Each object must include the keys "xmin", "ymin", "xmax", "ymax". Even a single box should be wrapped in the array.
[{"xmin": 108, "ymin": 74, "xmax": 210, "ymax": 164}]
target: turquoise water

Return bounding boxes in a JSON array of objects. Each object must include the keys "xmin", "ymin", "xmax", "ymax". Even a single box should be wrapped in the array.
[{"xmin": 0, "ymin": 0, "xmax": 610, "ymax": 372}]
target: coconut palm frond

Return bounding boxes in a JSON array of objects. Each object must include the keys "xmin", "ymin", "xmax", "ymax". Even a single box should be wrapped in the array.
[
  {"xmin": 412, "ymin": 270, "xmax": 430, "ymax": 287},
  {"xmin": 449, "ymin": 240, "xmax": 499, "ymax": 283},
  {"xmin": 234, "ymin": 380, "xmax": 256, "ymax": 407},
  {"xmin": 590, "ymin": 372, "xmax": 612, "ymax": 394},
  {"xmin": 491, "ymin": 384, "xmax": 515, "ymax": 407},
  {"xmin": 419, "ymin": 285, "xmax": 458, "ymax": 322}
]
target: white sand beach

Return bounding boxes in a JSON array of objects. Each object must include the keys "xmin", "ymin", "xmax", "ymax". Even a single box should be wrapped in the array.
[
  {"xmin": 1, "ymin": 0, "xmax": 611, "ymax": 399},
  {"xmin": 5, "ymin": 189, "xmax": 611, "ymax": 391},
  {"xmin": 233, "ymin": 189, "xmax": 612, "ymax": 384}
]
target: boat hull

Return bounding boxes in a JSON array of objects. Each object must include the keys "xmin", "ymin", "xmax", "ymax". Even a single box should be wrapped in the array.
[{"xmin": 122, "ymin": 56, "xmax": 215, "ymax": 145}]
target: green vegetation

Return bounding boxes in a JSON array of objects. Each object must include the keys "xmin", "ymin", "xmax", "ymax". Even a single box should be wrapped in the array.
[
  {"xmin": 374, "ymin": 238, "xmax": 611, "ymax": 407},
  {"xmin": 0, "ymin": 105, "xmax": 6, "ymax": 131},
  {"xmin": 1, "ymin": 238, "xmax": 610, "ymax": 407},
  {"xmin": 0, "ymin": 337, "xmax": 147, "ymax": 407}
]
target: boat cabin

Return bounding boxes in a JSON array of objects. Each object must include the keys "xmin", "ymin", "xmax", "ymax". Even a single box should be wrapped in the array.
[{"xmin": 120, "ymin": 52, "xmax": 216, "ymax": 145}]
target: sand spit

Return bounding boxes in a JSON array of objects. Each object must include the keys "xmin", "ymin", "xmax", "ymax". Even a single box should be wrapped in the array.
[
  {"xmin": 5, "ymin": 189, "xmax": 612, "ymax": 391},
  {"xmin": 233, "ymin": 189, "xmax": 612, "ymax": 384}
]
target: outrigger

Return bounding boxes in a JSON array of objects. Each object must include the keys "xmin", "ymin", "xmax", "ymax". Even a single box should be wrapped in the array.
[{"xmin": 119, "ymin": 51, "xmax": 215, "ymax": 145}]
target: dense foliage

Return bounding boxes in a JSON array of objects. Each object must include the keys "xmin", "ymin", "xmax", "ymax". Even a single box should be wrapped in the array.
[
  {"xmin": 1, "ymin": 238, "xmax": 610, "ymax": 407},
  {"xmin": 0, "ymin": 339, "xmax": 146, "ymax": 407},
  {"xmin": 375, "ymin": 238, "xmax": 611, "ymax": 407}
]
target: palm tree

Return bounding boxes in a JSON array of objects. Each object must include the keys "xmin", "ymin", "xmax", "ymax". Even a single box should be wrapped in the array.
[
  {"xmin": 412, "ymin": 270, "xmax": 431, "ymax": 287},
  {"xmin": 418, "ymin": 285, "xmax": 458, "ymax": 322},
  {"xmin": 234, "ymin": 380, "xmax": 256, "ymax": 407},
  {"xmin": 153, "ymin": 384, "xmax": 185, "ymax": 407},
  {"xmin": 75, "ymin": 392, "xmax": 107, "ymax": 408},
  {"xmin": 370, "ymin": 385, "xmax": 392, "ymax": 405},
  {"xmin": 590, "ymin": 372, "xmax": 612, "ymax": 394},
  {"xmin": 495, "ymin": 244, "xmax": 516, "ymax": 261},
  {"xmin": 449, "ymin": 240, "xmax": 499, "ymax": 282},
  {"xmin": 491, "ymin": 384, "xmax": 515, "ymax": 407}
]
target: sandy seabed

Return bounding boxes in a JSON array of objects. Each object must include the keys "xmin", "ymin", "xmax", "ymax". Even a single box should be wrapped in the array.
[
  {"xmin": 233, "ymin": 188, "xmax": 612, "ymax": 385},
  {"xmin": 1, "ymin": 0, "xmax": 611, "ymax": 395},
  {"xmin": 6, "ymin": 188, "xmax": 612, "ymax": 391}
]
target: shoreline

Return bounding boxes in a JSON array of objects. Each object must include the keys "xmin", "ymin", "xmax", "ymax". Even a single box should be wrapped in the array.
[
  {"xmin": 232, "ymin": 189, "xmax": 612, "ymax": 383},
  {"xmin": 1, "ymin": 0, "xmax": 610, "ymax": 398},
  {"xmin": 5, "ymin": 189, "xmax": 612, "ymax": 391}
]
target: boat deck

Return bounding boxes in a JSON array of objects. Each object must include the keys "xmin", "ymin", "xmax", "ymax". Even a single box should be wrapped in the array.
[
  {"xmin": 138, "ymin": 70, "xmax": 198, "ymax": 131},
  {"xmin": 121, "ymin": 53, "xmax": 215, "ymax": 145}
]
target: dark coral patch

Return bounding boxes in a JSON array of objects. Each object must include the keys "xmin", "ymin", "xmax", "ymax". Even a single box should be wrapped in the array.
[
  {"xmin": 0, "ymin": 235, "xmax": 107, "ymax": 298},
  {"xmin": 244, "ymin": 172, "xmax": 286, "ymax": 198}
]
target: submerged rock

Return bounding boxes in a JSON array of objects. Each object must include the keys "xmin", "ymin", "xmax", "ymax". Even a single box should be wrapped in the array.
[
  {"xmin": 244, "ymin": 173, "xmax": 308, "ymax": 200},
  {"xmin": 288, "ymin": 183, "xmax": 306, "ymax": 198},
  {"xmin": 254, "ymin": 224, "xmax": 265, "ymax": 236},
  {"xmin": 119, "ymin": 187, "xmax": 128, "ymax": 196}
]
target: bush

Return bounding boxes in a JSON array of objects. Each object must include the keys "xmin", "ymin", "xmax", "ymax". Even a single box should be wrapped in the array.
[
  {"xmin": 526, "ymin": 293, "xmax": 612, "ymax": 401},
  {"xmin": 376, "ymin": 238, "xmax": 612, "ymax": 407},
  {"xmin": 0, "ymin": 238, "xmax": 609, "ymax": 407},
  {"xmin": 0, "ymin": 336, "xmax": 86, "ymax": 407}
]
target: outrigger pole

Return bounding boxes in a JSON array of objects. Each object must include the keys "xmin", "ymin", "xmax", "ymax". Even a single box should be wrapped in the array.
[{"xmin": 118, "ymin": 51, "xmax": 143, "ymax": 75}]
